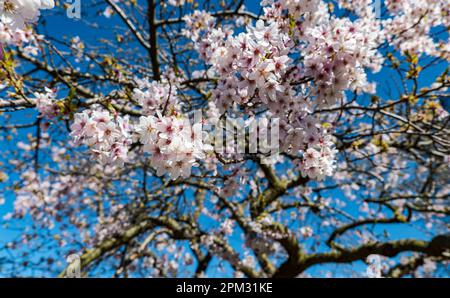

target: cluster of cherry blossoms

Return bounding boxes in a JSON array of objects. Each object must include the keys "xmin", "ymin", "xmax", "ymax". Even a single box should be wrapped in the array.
[
  {"xmin": 296, "ymin": 136, "xmax": 337, "ymax": 180},
  {"xmin": 68, "ymin": 72, "xmax": 210, "ymax": 180},
  {"xmin": 66, "ymin": 0, "xmax": 448, "ymax": 183},
  {"xmin": 69, "ymin": 105, "xmax": 211, "ymax": 180},
  {"xmin": 337, "ymin": 0, "xmax": 449, "ymax": 59},
  {"xmin": 10, "ymin": 169, "xmax": 84, "ymax": 229},
  {"xmin": 181, "ymin": 10, "xmax": 215, "ymax": 43},
  {"xmin": 70, "ymin": 108, "xmax": 132, "ymax": 165},
  {"xmin": 0, "ymin": 23, "xmax": 39, "ymax": 54},
  {"xmin": 0, "ymin": 0, "xmax": 54, "ymax": 29},
  {"xmin": 132, "ymin": 78, "xmax": 177, "ymax": 115},
  {"xmin": 0, "ymin": 0, "xmax": 54, "ymax": 50},
  {"xmin": 135, "ymin": 113, "xmax": 210, "ymax": 180},
  {"xmin": 301, "ymin": 16, "xmax": 382, "ymax": 104},
  {"xmin": 383, "ymin": 0, "xmax": 449, "ymax": 59},
  {"xmin": 33, "ymin": 87, "xmax": 59, "ymax": 118},
  {"xmin": 92, "ymin": 203, "xmax": 133, "ymax": 245},
  {"xmin": 186, "ymin": 17, "xmax": 294, "ymax": 110},
  {"xmin": 336, "ymin": 0, "xmax": 380, "ymax": 18},
  {"xmin": 167, "ymin": 0, "xmax": 185, "ymax": 7}
]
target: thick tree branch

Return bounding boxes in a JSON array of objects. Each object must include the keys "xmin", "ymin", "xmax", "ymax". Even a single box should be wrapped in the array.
[{"xmin": 273, "ymin": 234, "xmax": 450, "ymax": 277}]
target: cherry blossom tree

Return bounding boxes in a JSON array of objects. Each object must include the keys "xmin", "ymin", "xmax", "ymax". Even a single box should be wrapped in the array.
[{"xmin": 0, "ymin": 0, "xmax": 449, "ymax": 277}]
